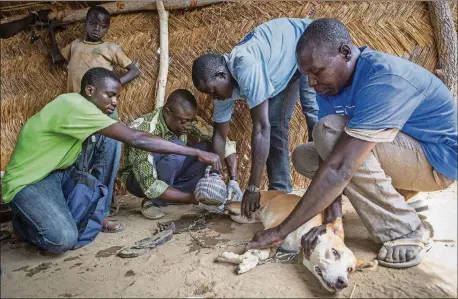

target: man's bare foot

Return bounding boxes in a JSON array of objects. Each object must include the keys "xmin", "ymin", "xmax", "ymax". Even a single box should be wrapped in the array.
[
  {"xmin": 102, "ymin": 218, "xmax": 125, "ymax": 233},
  {"xmin": 377, "ymin": 222, "xmax": 432, "ymax": 268}
]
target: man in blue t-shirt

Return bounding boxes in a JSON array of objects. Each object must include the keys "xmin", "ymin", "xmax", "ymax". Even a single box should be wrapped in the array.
[
  {"xmin": 247, "ymin": 18, "xmax": 457, "ymax": 270},
  {"xmin": 192, "ymin": 18, "xmax": 318, "ymax": 219}
]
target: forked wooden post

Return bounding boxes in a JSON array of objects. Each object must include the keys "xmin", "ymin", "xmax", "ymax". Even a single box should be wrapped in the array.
[
  {"xmin": 155, "ymin": 1, "xmax": 169, "ymax": 108},
  {"xmin": 428, "ymin": 1, "xmax": 457, "ymax": 100}
]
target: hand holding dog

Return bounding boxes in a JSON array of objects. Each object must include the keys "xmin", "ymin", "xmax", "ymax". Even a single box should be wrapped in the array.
[
  {"xmin": 301, "ymin": 224, "xmax": 327, "ymax": 260},
  {"xmin": 246, "ymin": 227, "xmax": 285, "ymax": 250},
  {"xmin": 241, "ymin": 191, "xmax": 260, "ymax": 219}
]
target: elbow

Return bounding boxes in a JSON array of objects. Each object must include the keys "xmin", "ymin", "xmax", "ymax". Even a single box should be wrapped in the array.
[{"xmin": 326, "ymin": 160, "xmax": 354, "ymax": 185}]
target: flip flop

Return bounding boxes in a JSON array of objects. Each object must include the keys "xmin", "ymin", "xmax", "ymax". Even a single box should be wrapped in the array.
[
  {"xmin": 378, "ymin": 238, "xmax": 433, "ymax": 269},
  {"xmin": 117, "ymin": 229, "xmax": 173, "ymax": 258},
  {"xmin": 141, "ymin": 199, "xmax": 165, "ymax": 220},
  {"xmin": 102, "ymin": 220, "xmax": 126, "ymax": 233}
]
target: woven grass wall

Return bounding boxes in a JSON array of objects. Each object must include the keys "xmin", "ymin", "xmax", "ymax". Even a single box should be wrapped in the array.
[{"xmin": 1, "ymin": 1, "xmax": 457, "ymax": 191}]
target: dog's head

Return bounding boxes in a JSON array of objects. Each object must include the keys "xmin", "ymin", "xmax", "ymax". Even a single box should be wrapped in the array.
[{"xmin": 302, "ymin": 218, "xmax": 377, "ymax": 292}]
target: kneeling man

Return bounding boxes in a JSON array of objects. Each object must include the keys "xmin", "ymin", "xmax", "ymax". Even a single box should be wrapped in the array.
[
  {"xmin": 247, "ymin": 18, "xmax": 457, "ymax": 269},
  {"xmin": 1, "ymin": 68, "xmax": 221, "ymax": 253},
  {"xmin": 120, "ymin": 89, "xmax": 241, "ymax": 219}
]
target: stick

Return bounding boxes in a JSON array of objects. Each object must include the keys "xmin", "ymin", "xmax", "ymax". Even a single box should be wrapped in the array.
[
  {"xmin": 428, "ymin": 1, "xmax": 457, "ymax": 100},
  {"xmin": 350, "ymin": 283, "xmax": 357, "ymax": 299},
  {"xmin": 155, "ymin": 1, "xmax": 169, "ymax": 108}
]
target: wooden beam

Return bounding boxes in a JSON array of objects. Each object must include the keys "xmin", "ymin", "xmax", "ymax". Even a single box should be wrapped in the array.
[
  {"xmin": 49, "ymin": 1, "xmax": 224, "ymax": 24},
  {"xmin": 155, "ymin": 1, "xmax": 169, "ymax": 108},
  {"xmin": 428, "ymin": 1, "xmax": 457, "ymax": 99}
]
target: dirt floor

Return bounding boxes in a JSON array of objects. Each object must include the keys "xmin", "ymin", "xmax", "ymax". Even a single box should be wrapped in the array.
[{"xmin": 1, "ymin": 184, "xmax": 456, "ymax": 298}]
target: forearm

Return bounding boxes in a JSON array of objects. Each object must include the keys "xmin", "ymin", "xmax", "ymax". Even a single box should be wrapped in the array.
[
  {"xmin": 323, "ymin": 195, "xmax": 343, "ymax": 224},
  {"xmin": 319, "ymin": 156, "xmax": 343, "ymax": 224},
  {"xmin": 131, "ymin": 132, "xmax": 199, "ymax": 157},
  {"xmin": 212, "ymin": 131, "xmax": 227, "ymax": 165},
  {"xmin": 249, "ymin": 125, "xmax": 270, "ymax": 186},
  {"xmin": 158, "ymin": 187, "xmax": 197, "ymax": 204},
  {"xmin": 49, "ymin": 28, "xmax": 65, "ymax": 64},
  {"xmin": 224, "ymin": 153, "xmax": 238, "ymax": 178},
  {"xmin": 120, "ymin": 63, "xmax": 140, "ymax": 85},
  {"xmin": 277, "ymin": 161, "xmax": 351, "ymax": 237}
]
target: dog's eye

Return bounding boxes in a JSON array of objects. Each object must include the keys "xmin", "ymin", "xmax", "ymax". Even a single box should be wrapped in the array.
[
  {"xmin": 347, "ymin": 267, "xmax": 354, "ymax": 273},
  {"xmin": 332, "ymin": 248, "xmax": 340, "ymax": 259}
]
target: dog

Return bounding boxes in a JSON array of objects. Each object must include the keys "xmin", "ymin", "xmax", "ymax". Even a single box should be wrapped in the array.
[{"xmin": 215, "ymin": 190, "xmax": 377, "ymax": 293}]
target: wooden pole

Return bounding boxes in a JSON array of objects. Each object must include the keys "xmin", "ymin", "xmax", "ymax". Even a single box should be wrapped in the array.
[
  {"xmin": 428, "ymin": 1, "xmax": 457, "ymax": 100},
  {"xmin": 155, "ymin": 1, "xmax": 169, "ymax": 108},
  {"xmin": 0, "ymin": 1, "xmax": 225, "ymax": 25}
]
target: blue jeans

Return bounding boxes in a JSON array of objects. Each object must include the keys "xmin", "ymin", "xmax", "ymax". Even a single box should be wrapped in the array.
[
  {"xmin": 267, "ymin": 73, "xmax": 318, "ymax": 192},
  {"xmin": 8, "ymin": 134, "xmax": 120, "ymax": 253},
  {"xmin": 125, "ymin": 140, "xmax": 209, "ymax": 206},
  {"xmin": 78, "ymin": 134, "xmax": 121, "ymax": 216}
]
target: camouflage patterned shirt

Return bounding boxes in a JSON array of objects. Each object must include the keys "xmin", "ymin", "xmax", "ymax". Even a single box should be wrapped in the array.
[{"xmin": 118, "ymin": 107, "xmax": 236, "ymax": 199}]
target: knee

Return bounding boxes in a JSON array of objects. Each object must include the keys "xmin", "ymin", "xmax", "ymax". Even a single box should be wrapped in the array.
[
  {"xmin": 312, "ymin": 115, "xmax": 348, "ymax": 142},
  {"xmin": 312, "ymin": 115, "xmax": 349, "ymax": 157},
  {"xmin": 292, "ymin": 144, "xmax": 317, "ymax": 179},
  {"xmin": 44, "ymin": 225, "xmax": 78, "ymax": 253}
]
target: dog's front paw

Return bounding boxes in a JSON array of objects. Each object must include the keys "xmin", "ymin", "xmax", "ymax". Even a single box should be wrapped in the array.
[{"xmin": 215, "ymin": 251, "xmax": 243, "ymax": 264}]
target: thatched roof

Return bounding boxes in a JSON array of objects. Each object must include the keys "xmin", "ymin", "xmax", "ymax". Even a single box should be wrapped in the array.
[{"xmin": 1, "ymin": 1, "xmax": 457, "ymax": 191}]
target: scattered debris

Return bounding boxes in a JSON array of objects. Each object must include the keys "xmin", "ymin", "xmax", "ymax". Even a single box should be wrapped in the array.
[
  {"xmin": 63, "ymin": 256, "xmax": 80, "ymax": 262},
  {"xmin": 26, "ymin": 262, "xmax": 53, "ymax": 277},
  {"xmin": 95, "ymin": 246, "xmax": 124, "ymax": 258},
  {"xmin": 125, "ymin": 270, "xmax": 135, "ymax": 277}
]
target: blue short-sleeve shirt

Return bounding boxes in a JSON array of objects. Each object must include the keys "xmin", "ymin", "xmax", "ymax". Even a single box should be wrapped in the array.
[
  {"xmin": 213, "ymin": 18, "xmax": 312, "ymax": 123},
  {"xmin": 317, "ymin": 47, "xmax": 457, "ymax": 180}
]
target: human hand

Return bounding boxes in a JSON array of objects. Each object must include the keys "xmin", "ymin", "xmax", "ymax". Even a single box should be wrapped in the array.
[
  {"xmin": 196, "ymin": 150, "xmax": 222, "ymax": 171},
  {"xmin": 227, "ymin": 180, "xmax": 242, "ymax": 202},
  {"xmin": 241, "ymin": 190, "xmax": 260, "ymax": 220},
  {"xmin": 301, "ymin": 224, "xmax": 327, "ymax": 260},
  {"xmin": 246, "ymin": 227, "xmax": 285, "ymax": 250}
]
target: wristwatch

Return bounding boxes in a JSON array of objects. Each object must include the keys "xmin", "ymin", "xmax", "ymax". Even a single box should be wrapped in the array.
[{"xmin": 246, "ymin": 184, "xmax": 260, "ymax": 193}]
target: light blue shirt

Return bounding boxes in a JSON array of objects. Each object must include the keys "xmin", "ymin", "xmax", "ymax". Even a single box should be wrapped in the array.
[
  {"xmin": 214, "ymin": 18, "xmax": 312, "ymax": 123},
  {"xmin": 318, "ymin": 47, "xmax": 457, "ymax": 180}
]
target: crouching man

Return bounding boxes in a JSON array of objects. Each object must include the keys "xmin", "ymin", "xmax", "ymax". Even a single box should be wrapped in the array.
[
  {"xmin": 247, "ymin": 18, "xmax": 457, "ymax": 269},
  {"xmin": 120, "ymin": 89, "xmax": 241, "ymax": 219},
  {"xmin": 1, "ymin": 68, "xmax": 221, "ymax": 253}
]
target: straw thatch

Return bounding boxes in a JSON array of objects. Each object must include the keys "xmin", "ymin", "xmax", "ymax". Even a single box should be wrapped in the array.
[{"xmin": 1, "ymin": 1, "xmax": 457, "ymax": 192}]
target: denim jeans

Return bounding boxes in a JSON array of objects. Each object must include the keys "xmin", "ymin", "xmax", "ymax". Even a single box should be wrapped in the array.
[
  {"xmin": 8, "ymin": 134, "xmax": 120, "ymax": 253},
  {"xmin": 266, "ymin": 73, "xmax": 318, "ymax": 192},
  {"xmin": 125, "ymin": 140, "xmax": 209, "ymax": 206},
  {"xmin": 78, "ymin": 134, "xmax": 121, "ymax": 216}
]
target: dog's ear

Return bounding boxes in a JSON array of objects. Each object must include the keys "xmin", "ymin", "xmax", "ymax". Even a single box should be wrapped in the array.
[
  {"xmin": 326, "ymin": 217, "xmax": 345, "ymax": 240},
  {"xmin": 353, "ymin": 259, "xmax": 378, "ymax": 272}
]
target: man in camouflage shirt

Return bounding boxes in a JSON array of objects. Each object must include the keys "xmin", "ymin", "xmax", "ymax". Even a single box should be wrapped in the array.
[{"xmin": 119, "ymin": 89, "xmax": 240, "ymax": 219}]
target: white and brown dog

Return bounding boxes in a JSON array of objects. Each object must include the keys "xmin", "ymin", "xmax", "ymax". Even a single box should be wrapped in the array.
[{"xmin": 216, "ymin": 191, "xmax": 377, "ymax": 293}]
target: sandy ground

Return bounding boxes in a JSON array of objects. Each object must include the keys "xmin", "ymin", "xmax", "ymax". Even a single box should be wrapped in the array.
[{"xmin": 1, "ymin": 184, "xmax": 456, "ymax": 298}]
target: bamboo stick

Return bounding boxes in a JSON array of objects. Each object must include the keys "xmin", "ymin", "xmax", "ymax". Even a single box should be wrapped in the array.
[{"xmin": 155, "ymin": 1, "xmax": 169, "ymax": 108}]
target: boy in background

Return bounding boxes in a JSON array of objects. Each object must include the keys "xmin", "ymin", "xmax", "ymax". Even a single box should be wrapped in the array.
[{"xmin": 49, "ymin": 6, "xmax": 140, "ymax": 231}]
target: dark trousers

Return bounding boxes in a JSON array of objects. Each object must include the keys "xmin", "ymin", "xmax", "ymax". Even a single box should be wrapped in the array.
[
  {"xmin": 126, "ymin": 140, "xmax": 209, "ymax": 206},
  {"xmin": 267, "ymin": 72, "xmax": 318, "ymax": 192}
]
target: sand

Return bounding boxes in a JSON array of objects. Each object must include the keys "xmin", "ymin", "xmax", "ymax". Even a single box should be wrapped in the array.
[{"xmin": 1, "ymin": 184, "xmax": 456, "ymax": 298}]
